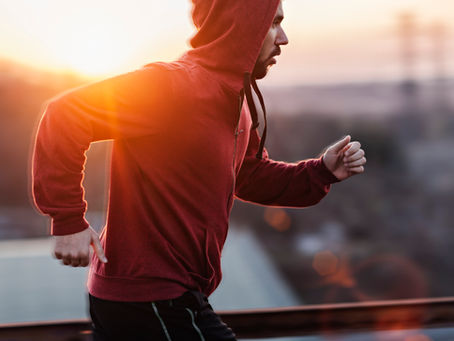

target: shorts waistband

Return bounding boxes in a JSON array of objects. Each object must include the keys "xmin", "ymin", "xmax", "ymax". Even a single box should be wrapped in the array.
[{"xmin": 154, "ymin": 291, "xmax": 209, "ymax": 311}]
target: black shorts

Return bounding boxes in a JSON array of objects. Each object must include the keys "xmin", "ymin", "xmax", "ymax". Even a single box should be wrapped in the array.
[{"xmin": 89, "ymin": 291, "xmax": 237, "ymax": 341}]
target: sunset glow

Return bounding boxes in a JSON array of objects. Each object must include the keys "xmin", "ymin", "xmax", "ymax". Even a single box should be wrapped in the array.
[
  {"xmin": 0, "ymin": 0, "xmax": 192, "ymax": 78},
  {"xmin": 0, "ymin": 0, "xmax": 453, "ymax": 84},
  {"xmin": 50, "ymin": 17, "xmax": 131, "ymax": 76}
]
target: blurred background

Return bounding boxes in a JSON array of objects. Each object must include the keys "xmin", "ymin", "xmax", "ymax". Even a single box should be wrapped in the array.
[{"xmin": 0, "ymin": 0, "xmax": 454, "ymax": 331}]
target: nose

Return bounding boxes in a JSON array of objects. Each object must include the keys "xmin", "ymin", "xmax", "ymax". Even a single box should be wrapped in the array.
[{"xmin": 276, "ymin": 27, "xmax": 289, "ymax": 46}]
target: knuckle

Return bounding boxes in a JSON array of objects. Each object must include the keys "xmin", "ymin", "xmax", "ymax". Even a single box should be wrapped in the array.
[
  {"xmin": 79, "ymin": 253, "xmax": 90, "ymax": 260},
  {"xmin": 63, "ymin": 254, "xmax": 72, "ymax": 260}
]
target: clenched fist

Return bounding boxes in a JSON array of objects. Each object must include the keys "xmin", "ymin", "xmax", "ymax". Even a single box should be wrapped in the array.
[
  {"xmin": 323, "ymin": 135, "xmax": 366, "ymax": 181},
  {"xmin": 54, "ymin": 226, "xmax": 108, "ymax": 267}
]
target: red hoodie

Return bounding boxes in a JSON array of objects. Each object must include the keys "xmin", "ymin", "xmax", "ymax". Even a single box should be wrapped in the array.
[{"xmin": 32, "ymin": 0, "xmax": 339, "ymax": 302}]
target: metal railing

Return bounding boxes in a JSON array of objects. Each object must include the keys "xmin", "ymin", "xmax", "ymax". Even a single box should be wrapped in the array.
[{"xmin": 1, "ymin": 297, "xmax": 454, "ymax": 340}]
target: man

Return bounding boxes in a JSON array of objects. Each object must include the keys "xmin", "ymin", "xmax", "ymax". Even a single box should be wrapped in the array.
[{"xmin": 32, "ymin": 0, "xmax": 366, "ymax": 340}]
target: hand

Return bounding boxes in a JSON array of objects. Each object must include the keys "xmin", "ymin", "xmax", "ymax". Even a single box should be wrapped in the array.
[
  {"xmin": 54, "ymin": 226, "xmax": 108, "ymax": 267},
  {"xmin": 323, "ymin": 135, "xmax": 366, "ymax": 181}
]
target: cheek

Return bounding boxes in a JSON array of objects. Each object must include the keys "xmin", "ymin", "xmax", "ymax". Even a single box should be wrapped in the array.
[{"xmin": 259, "ymin": 32, "xmax": 276, "ymax": 61}]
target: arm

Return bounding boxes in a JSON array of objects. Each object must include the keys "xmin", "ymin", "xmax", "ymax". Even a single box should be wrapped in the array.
[
  {"xmin": 235, "ymin": 131, "xmax": 365, "ymax": 207},
  {"xmin": 32, "ymin": 65, "xmax": 174, "ymax": 266}
]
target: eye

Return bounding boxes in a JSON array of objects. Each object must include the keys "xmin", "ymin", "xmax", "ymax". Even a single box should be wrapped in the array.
[{"xmin": 273, "ymin": 18, "xmax": 283, "ymax": 27}]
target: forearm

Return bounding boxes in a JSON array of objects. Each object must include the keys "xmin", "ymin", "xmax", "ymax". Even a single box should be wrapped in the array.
[
  {"xmin": 32, "ymin": 101, "xmax": 91, "ymax": 235},
  {"xmin": 235, "ymin": 156, "xmax": 339, "ymax": 207}
]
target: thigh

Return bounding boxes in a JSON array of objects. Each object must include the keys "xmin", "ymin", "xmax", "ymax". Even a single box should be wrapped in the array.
[
  {"xmin": 90, "ymin": 294, "xmax": 235, "ymax": 341},
  {"xmin": 165, "ymin": 291, "xmax": 237, "ymax": 341},
  {"xmin": 188, "ymin": 302, "xmax": 236, "ymax": 341},
  {"xmin": 89, "ymin": 294, "xmax": 168, "ymax": 341},
  {"xmin": 154, "ymin": 304, "xmax": 237, "ymax": 341},
  {"xmin": 194, "ymin": 304, "xmax": 237, "ymax": 341}
]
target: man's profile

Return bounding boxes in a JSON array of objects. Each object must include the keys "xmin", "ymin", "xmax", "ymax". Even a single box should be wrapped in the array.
[{"xmin": 32, "ymin": 0, "xmax": 366, "ymax": 340}]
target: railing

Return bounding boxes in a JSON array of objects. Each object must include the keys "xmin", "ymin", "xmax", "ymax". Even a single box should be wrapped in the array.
[
  {"xmin": 1, "ymin": 297, "xmax": 454, "ymax": 340},
  {"xmin": 221, "ymin": 297, "xmax": 454, "ymax": 338}
]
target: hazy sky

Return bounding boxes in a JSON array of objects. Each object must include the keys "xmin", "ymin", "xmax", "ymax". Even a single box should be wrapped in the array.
[{"xmin": 1, "ymin": 0, "xmax": 453, "ymax": 85}]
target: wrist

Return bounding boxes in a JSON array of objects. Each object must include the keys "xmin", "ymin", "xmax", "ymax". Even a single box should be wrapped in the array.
[{"xmin": 51, "ymin": 216, "xmax": 89, "ymax": 236}]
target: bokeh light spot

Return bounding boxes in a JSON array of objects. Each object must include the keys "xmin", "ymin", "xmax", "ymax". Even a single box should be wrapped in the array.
[
  {"xmin": 264, "ymin": 207, "xmax": 291, "ymax": 231},
  {"xmin": 313, "ymin": 250, "xmax": 339, "ymax": 276}
]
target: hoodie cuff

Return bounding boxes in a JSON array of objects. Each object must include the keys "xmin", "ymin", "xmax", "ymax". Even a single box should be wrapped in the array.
[
  {"xmin": 51, "ymin": 215, "xmax": 90, "ymax": 236},
  {"xmin": 313, "ymin": 156, "xmax": 340, "ymax": 185}
]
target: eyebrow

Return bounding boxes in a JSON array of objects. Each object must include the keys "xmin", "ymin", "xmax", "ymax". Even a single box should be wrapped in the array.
[{"xmin": 275, "ymin": 15, "xmax": 284, "ymax": 22}]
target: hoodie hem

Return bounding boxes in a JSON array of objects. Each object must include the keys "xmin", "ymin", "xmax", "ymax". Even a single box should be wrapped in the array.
[{"xmin": 87, "ymin": 271, "xmax": 191, "ymax": 302}]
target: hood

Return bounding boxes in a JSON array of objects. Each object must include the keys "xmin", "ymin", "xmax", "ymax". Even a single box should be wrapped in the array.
[{"xmin": 184, "ymin": 0, "xmax": 280, "ymax": 93}]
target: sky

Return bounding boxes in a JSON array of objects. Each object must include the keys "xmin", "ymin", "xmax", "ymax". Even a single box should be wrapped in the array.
[{"xmin": 1, "ymin": 0, "xmax": 454, "ymax": 85}]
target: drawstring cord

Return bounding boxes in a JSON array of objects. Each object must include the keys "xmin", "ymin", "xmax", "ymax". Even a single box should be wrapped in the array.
[
  {"xmin": 243, "ymin": 73, "xmax": 259, "ymax": 130},
  {"xmin": 251, "ymin": 78, "xmax": 268, "ymax": 159},
  {"xmin": 243, "ymin": 73, "xmax": 268, "ymax": 159}
]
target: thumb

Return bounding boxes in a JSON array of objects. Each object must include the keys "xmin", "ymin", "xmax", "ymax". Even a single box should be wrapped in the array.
[
  {"xmin": 91, "ymin": 233, "xmax": 108, "ymax": 263},
  {"xmin": 330, "ymin": 135, "xmax": 351, "ymax": 153}
]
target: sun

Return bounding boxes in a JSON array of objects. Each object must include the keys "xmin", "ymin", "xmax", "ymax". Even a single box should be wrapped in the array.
[
  {"xmin": 50, "ymin": 12, "xmax": 132, "ymax": 77},
  {"xmin": 64, "ymin": 28, "xmax": 123, "ymax": 76},
  {"xmin": 60, "ymin": 25, "xmax": 130, "ymax": 77}
]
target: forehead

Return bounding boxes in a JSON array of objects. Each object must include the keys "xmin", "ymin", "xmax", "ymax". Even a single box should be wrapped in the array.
[{"xmin": 275, "ymin": 1, "xmax": 284, "ymax": 19}]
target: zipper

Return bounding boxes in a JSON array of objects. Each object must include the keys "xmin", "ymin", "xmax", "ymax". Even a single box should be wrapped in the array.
[{"xmin": 226, "ymin": 94, "xmax": 244, "ymax": 212}]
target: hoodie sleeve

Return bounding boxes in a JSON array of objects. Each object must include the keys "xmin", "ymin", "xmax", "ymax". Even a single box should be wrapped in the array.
[
  {"xmin": 32, "ymin": 65, "xmax": 174, "ymax": 236},
  {"xmin": 235, "ymin": 130, "xmax": 340, "ymax": 207}
]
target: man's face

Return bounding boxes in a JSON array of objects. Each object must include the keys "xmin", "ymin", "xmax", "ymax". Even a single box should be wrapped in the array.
[{"xmin": 252, "ymin": 1, "xmax": 288, "ymax": 80}]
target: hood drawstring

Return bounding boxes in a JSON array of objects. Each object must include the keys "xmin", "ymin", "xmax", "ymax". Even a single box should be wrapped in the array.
[
  {"xmin": 251, "ymin": 77, "xmax": 268, "ymax": 159},
  {"xmin": 243, "ymin": 73, "xmax": 259, "ymax": 129},
  {"xmin": 243, "ymin": 73, "xmax": 268, "ymax": 159}
]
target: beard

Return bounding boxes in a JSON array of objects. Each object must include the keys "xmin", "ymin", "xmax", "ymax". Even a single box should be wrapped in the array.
[
  {"xmin": 252, "ymin": 48, "xmax": 280, "ymax": 80},
  {"xmin": 252, "ymin": 60, "xmax": 268, "ymax": 80}
]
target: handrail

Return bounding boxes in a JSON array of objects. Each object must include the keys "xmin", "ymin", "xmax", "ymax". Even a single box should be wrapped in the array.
[
  {"xmin": 219, "ymin": 296, "xmax": 454, "ymax": 338},
  {"xmin": 1, "ymin": 297, "xmax": 454, "ymax": 340}
]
